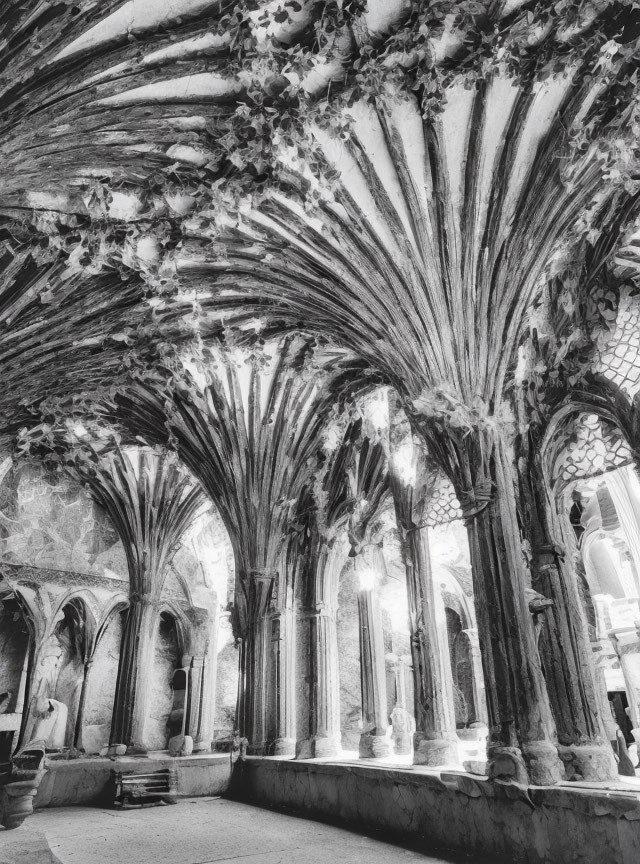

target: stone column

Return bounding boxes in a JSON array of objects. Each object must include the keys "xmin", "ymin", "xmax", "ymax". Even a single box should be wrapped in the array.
[
  {"xmin": 110, "ymin": 595, "xmax": 159, "ymax": 754},
  {"xmin": 605, "ymin": 467, "xmax": 640, "ymax": 596},
  {"xmin": 438, "ymin": 426, "xmax": 563, "ymax": 785},
  {"xmin": 238, "ymin": 570, "xmax": 275, "ymax": 754},
  {"xmin": 462, "ymin": 629, "xmax": 488, "ymax": 727},
  {"xmin": 402, "ymin": 524, "xmax": 459, "ymax": 766},
  {"xmin": 609, "ymin": 625, "xmax": 640, "ymax": 730},
  {"xmin": 525, "ymin": 487, "xmax": 617, "ymax": 780},
  {"xmin": 304, "ymin": 607, "xmax": 341, "ymax": 757},
  {"xmin": 184, "ymin": 607, "xmax": 218, "ymax": 753},
  {"xmin": 268, "ymin": 603, "xmax": 296, "ymax": 755},
  {"xmin": 299, "ymin": 540, "xmax": 342, "ymax": 758},
  {"xmin": 355, "ymin": 549, "xmax": 391, "ymax": 759},
  {"xmin": 185, "ymin": 653, "xmax": 217, "ymax": 753},
  {"xmin": 72, "ymin": 656, "xmax": 94, "ymax": 751},
  {"xmin": 389, "ymin": 653, "xmax": 415, "ymax": 755}
]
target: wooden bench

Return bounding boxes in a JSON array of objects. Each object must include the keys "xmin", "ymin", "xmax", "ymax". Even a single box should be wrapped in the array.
[{"xmin": 111, "ymin": 768, "xmax": 178, "ymax": 809}]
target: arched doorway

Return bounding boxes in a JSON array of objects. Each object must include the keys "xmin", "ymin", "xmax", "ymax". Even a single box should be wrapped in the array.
[{"xmin": 444, "ymin": 608, "xmax": 477, "ymax": 729}]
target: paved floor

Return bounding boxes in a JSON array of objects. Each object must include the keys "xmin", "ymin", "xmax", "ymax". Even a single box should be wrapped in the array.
[{"xmin": 1, "ymin": 798, "xmax": 461, "ymax": 864}]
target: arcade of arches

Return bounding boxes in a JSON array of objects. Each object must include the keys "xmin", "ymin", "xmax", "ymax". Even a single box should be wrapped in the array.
[{"xmin": 3, "ymin": 2, "xmax": 640, "ymax": 863}]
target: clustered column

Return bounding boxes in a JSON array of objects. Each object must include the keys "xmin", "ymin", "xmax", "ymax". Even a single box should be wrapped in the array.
[
  {"xmin": 109, "ymin": 593, "xmax": 159, "ymax": 755},
  {"xmin": 524, "ymin": 460, "xmax": 617, "ymax": 781},
  {"xmin": 183, "ymin": 607, "xmax": 218, "ymax": 753},
  {"xmin": 355, "ymin": 547, "xmax": 391, "ymax": 759},
  {"xmin": 431, "ymin": 424, "xmax": 564, "ymax": 785},
  {"xmin": 401, "ymin": 523, "xmax": 459, "ymax": 766},
  {"xmin": 301, "ymin": 539, "xmax": 343, "ymax": 759},
  {"xmin": 237, "ymin": 570, "xmax": 276, "ymax": 755},
  {"xmin": 268, "ymin": 600, "xmax": 296, "ymax": 756}
]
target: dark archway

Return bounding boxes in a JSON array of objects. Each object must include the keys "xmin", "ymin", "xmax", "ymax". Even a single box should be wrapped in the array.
[{"xmin": 445, "ymin": 608, "xmax": 477, "ymax": 729}]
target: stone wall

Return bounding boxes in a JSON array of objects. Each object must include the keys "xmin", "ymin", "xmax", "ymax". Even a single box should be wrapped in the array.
[
  {"xmin": 0, "ymin": 460, "xmax": 127, "ymax": 578},
  {"xmin": 35, "ymin": 754, "xmax": 232, "ymax": 808},
  {"xmin": 233, "ymin": 758, "xmax": 640, "ymax": 864}
]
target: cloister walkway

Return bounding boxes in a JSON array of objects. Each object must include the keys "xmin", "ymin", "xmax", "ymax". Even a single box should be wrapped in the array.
[{"xmin": 1, "ymin": 797, "xmax": 469, "ymax": 864}]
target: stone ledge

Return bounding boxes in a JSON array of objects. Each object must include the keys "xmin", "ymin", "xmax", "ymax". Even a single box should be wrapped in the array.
[
  {"xmin": 35, "ymin": 753, "xmax": 231, "ymax": 809},
  {"xmin": 232, "ymin": 757, "xmax": 640, "ymax": 864}
]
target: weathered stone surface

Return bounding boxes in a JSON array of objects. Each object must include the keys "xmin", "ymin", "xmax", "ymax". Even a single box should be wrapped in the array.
[
  {"xmin": 34, "ymin": 754, "xmax": 231, "ymax": 808},
  {"xmin": 358, "ymin": 733, "xmax": 391, "ymax": 759},
  {"xmin": 168, "ymin": 734, "xmax": 193, "ymax": 757},
  {"xmin": 0, "ymin": 826, "xmax": 62, "ymax": 864},
  {"xmin": 234, "ymin": 757, "xmax": 640, "ymax": 864}
]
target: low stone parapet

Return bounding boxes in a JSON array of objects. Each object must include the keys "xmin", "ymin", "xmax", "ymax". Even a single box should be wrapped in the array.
[
  {"xmin": 34, "ymin": 752, "xmax": 231, "ymax": 809},
  {"xmin": 231, "ymin": 756, "xmax": 640, "ymax": 864}
]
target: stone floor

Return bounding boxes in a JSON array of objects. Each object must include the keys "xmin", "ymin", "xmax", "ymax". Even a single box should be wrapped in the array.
[{"xmin": 1, "ymin": 798, "xmax": 466, "ymax": 864}]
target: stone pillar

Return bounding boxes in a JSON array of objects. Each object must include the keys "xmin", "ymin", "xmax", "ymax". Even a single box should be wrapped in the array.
[
  {"xmin": 268, "ymin": 604, "xmax": 296, "ymax": 755},
  {"xmin": 304, "ymin": 607, "xmax": 341, "ymax": 757},
  {"xmin": 609, "ymin": 625, "xmax": 640, "ymax": 730},
  {"xmin": 605, "ymin": 467, "xmax": 640, "ymax": 596},
  {"xmin": 185, "ymin": 655, "xmax": 205, "ymax": 746},
  {"xmin": 72, "ymin": 656, "xmax": 94, "ymax": 751},
  {"xmin": 15, "ymin": 644, "xmax": 30, "ymax": 717},
  {"xmin": 402, "ymin": 524, "xmax": 459, "ymax": 766},
  {"xmin": 299, "ymin": 540, "xmax": 342, "ymax": 758},
  {"xmin": 462, "ymin": 629, "xmax": 488, "ymax": 727},
  {"xmin": 355, "ymin": 549, "xmax": 391, "ymax": 759},
  {"xmin": 238, "ymin": 570, "xmax": 275, "ymax": 754},
  {"xmin": 184, "ymin": 607, "xmax": 218, "ymax": 753},
  {"xmin": 185, "ymin": 653, "xmax": 217, "ymax": 753},
  {"xmin": 389, "ymin": 653, "xmax": 415, "ymax": 755},
  {"xmin": 526, "ymin": 494, "xmax": 617, "ymax": 781},
  {"xmin": 110, "ymin": 595, "xmax": 159, "ymax": 754},
  {"xmin": 441, "ymin": 426, "xmax": 563, "ymax": 785}
]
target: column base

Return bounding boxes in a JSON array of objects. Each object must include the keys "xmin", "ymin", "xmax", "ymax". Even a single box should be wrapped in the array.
[
  {"xmin": 104, "ymin": 744, "xmax": 128, "ymax": 757},
  {"xmin": 558, "ymin": 742, "xmax": 618, "ymax": 782},
  {"xmin": 125, "ymin": 743, "xmax": 149, "ymax": 757},
  {"xmin": 392, "ymin": 735, "xmax": 413, "ymax": 755},
  {"xmin": 522, "ymin": 740, "xmax": 564, "ymax": 786},
  {"xmin": 246, "ymin": 741, "xmax": 267, "ymax": 756},
  {"xmin": 269, "ymin": 737, "xmax": 296, "ymax": 757},
  {"xmin": 487, "ymin": 744, "xmax": 529, "ymax": 784},
  {"xmin": 487, "ymin": 741, "xmax": 563, "ymax": 786},
  {"xmin": 192, "ymin": 739, "xmax": 213, "ymax": 753},
  {"xmin": 296, "ymin": 735, "xmax": 342, "ymax": 759},
  {"xmin": 168, "ymin": 734, "xmax": 194, "ymax": 757},
  {"xmin": 413, "ymin": 732, "xmax": 459, "ymax": 767},
  {"xmin": 359, "ymin": 733, "xmax": 391, "ymax": 759}
]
